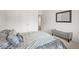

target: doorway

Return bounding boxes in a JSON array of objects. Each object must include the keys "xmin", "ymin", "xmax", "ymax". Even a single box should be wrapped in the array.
[{"xmin": 38, "ymin": 15, "xmax": 42, "ymax": 31}]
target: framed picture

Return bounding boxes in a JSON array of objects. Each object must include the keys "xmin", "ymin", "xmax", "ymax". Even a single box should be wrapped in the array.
[{"xmin": 56, "ymin": 10, "xmax": 72, "ymax": 23}]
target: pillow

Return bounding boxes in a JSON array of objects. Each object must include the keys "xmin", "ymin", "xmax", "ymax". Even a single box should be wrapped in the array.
[
  {"xmin": 0, "ymin": 29, "xmax": 11, "ymax": 34},
  {"xmin": 16, "ymin": 33, "xmax": 24, "ymax": 42},
  {"xmin": 9, "ymin": 29, "xmax": 16, "ymax": 35},
  {"xmin": 7, "ymin": 34, "xmax": 20, "ymax": 47},
  {"xmin": 7, "ymin": 30, "xmax": 20, "ymax": 48},
  {"xmin": 0, "ymin": 29, "xmax": 16, "ymax": 44},
  {"xmin": 0, "ymin": 29, "xmax": 13, "ymax": 49},
  {"xmin": 0, "ymin": 32, "xmax": 8, "ymax": 41}
]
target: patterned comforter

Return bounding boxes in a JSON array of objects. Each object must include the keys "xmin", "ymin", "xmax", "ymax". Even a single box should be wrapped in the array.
[
  {"xmin": 19, "ymin": 31, "xmax": 67, "ymax": 49},
  {"xmin": 0, "ymin": 30, "xmax": 66, "ymax": 49}
]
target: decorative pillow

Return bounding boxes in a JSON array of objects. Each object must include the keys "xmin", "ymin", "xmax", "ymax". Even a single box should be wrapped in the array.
[
  {"xmin": 0, "ymin": 32, "xmax": 9, "ymax": 48},
  {"xmin": 0, "ymin": 29, "xmax": 15, "ymax": 43},
  {"xmin": 7, "ymin": 34, "xmax": 20, "ymax": 47},
  {"xmin": 8, "ymin": 29, "xmax": 16, "ymax": 35},
  {"xmin": 16, "ymin": 33, "xmax": 24, "ymax": 42},
  {"xmin": 7, "ymin": 30, "xmax": 20, "ymax": 47},
  {"xmin": 0, "ymin": 29, "xmax": 14, "ymax": 49},
  {"xmin": 0, "ymin": 29, "xmax": 11, "ymax": 34},
  {"xmin": 0, "ymin": 29, "xmax": 18, "ymax": 49}
]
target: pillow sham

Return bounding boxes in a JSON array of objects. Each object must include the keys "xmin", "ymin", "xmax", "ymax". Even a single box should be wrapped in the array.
[
  {"xmin": 7, "ymin": 34, "xmax": 20, "ymax": 47},
  {"xmin": 0, "ymin": 32, "xmax": 9, "ymax": 49},
  {"xmin": 7, "ymin": 30, "xmax": 20, "ymax": 47},
  {"xmin": 16, "ymin": 33, "xmax": 24, "ymax": 42}
]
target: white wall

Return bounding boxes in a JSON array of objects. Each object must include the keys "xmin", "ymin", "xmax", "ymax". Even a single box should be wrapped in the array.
[
  {"xmin": 41, "ymin": 10, "xmax": 79, "ymax": 42},
  {"xmin": 0, "ymin": 11, "xmax": 7, "ymax": 30},
  {"xmin": 0, "ymin": 10, "xmax": 38, "ymax": 33}
]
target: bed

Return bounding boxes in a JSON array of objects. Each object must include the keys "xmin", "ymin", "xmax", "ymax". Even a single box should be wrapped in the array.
[{"xmin": 0, "ymin": 29, "xmax": 72, "ymax": 49}]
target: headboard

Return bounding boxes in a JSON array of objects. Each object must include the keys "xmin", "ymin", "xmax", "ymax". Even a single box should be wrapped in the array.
[{"xmin": 52, "ymin": 29, "xmax": 73, "ymax": 42}]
